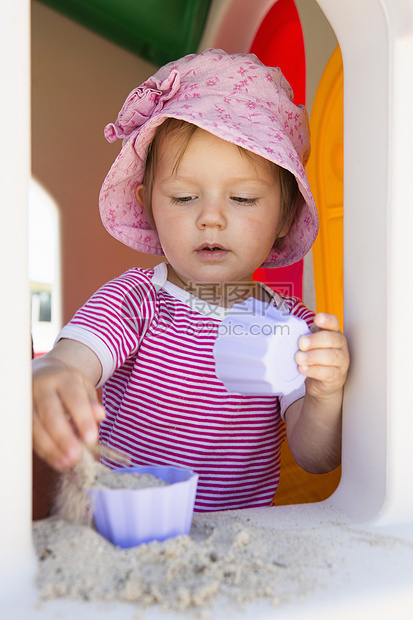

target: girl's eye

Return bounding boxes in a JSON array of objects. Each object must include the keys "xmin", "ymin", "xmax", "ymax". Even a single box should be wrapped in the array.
[
  {"xmin": 171, "ymin": 196, "xmax": 197, "ymax": 204},
  {"xmin": 231, "ymin": 197, "xmax": 258, "ymax": 205}
]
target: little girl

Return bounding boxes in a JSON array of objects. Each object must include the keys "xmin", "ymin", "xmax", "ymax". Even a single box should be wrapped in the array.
[{"xmin": 32, "ymin": 49, "xmax": 349, "ymax": 511}]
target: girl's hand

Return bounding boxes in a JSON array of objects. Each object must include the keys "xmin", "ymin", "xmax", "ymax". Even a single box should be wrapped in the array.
[
  {"xmin": 32, "ymin": 341, "xmax": 104, "ymax": 471},
  {"xmin": 295, "ymin": 313, "xmax": 350, "ymax": 400}
]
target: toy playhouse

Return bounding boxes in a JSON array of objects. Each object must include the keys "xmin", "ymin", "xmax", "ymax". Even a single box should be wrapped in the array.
[{"xmin": 2, "ymin": 0, "xmax": 413, "ymax": 618}]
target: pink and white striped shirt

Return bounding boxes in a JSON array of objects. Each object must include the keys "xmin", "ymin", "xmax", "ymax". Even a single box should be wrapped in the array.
[{"xmin": 58, "ymin": 263, "xmax": 314, "ymax": 511}]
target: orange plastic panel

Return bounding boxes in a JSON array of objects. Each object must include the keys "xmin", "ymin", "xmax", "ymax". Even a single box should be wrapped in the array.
[
  {"xmin": 307, "ymin": 46, "xmax": 344, "ymax": 329},
  {"xmin": 252, "ymin": 4, "xmax": 341, "ymax": 507}
]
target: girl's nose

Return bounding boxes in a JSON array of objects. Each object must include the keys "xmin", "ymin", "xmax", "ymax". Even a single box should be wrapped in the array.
[{"xmin": 196, "ymin": 199, "xmax": 226, "ymax": 229}]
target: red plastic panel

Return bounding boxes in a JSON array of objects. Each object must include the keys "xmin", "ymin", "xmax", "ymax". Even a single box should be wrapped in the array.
[{"xmin": 250, "ymin": 0, "xmax": 306, "ymax": 299}]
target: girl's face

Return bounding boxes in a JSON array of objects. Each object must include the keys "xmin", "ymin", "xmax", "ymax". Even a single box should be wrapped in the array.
[{"xmin": 145, "ymin": 128, "xmax": 289, "ymax": 292}]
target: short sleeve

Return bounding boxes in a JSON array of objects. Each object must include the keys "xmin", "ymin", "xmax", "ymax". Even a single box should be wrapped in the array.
[
  {"xmin": 56, "ymin": 269, "xmax": 157, "ymax": 387},
  {"xmin": 279, "ymin": 385, "xmax": 305, "ymax": 421}
]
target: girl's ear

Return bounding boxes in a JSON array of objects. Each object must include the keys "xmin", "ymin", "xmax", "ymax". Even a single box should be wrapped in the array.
[
  {"xmin": 135, "ymin": 182, "xmax": 157, "ymax": 230},
  {"xmin": 277, "ymin": 217, "xmax": 293, "ymax": 239},
  {"xmin": 135, "ymin": 184, "xmax": 145, "ymax": 207}
]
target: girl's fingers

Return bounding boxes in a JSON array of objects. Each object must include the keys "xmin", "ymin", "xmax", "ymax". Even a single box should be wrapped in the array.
[
  {"xmin": 295, "ymin": 313, "xmax": 350, "ymax": 394},
  {"xmin": 296, "ymin": 346, "xmax": 346, "ymax": 370},
  {"xmin": 312, "ymin": 312, "xmax": 341, "ymax": 332},
  {"xmin": 33, "ymin": 368, "xmax": 104, "ymax": 470},
  {"xmin": 297, "ymin": 365, "xmax": 344, "ymax": 394},
  {"xmin": 295, "ymin": 313, "xmax": 350, "ymax": 396},
  {"xmin": 33, "ymin": 404, "xmax": 76, "ymax": 470},
  {"xmin": 297, "ymin": 361, "xmax": 344, "ymax": 382},
  {"xmin": 58, "ymin": 378, "xmax": 100, "ymax": 446},
  {"xmin": 34, "ymin": 389, "xmax": 83, "ymax": 465},
  {"xmin": 91, "ymin": 400, "xmax": 106, "ymax": 424},
  {"xmin": 299, "ymin": 329, "xmax": 346, "ymax": 353}
]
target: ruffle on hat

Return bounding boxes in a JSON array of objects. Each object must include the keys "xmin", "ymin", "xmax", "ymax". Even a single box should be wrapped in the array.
[
  {"xmin": 99, "ymin": 48, "xmax": 318, "ymax": 268},
  {"xmin": 104, "ymin": 70, "xmax": 181, "ymax": 144}
]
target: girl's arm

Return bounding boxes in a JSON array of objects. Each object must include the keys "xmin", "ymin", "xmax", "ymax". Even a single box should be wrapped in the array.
[
  {"xmin": 32, "ymin": 339, "xmax": 105, "ymax": 471},
  {"xmin": 284, "ymin": 313, "xmax": 349, "ymax": 473}
]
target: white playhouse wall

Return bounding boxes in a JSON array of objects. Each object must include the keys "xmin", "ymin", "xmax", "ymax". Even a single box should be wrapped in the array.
[{"xmin": 1, "ymin": 0, "xmax": 413, "ymax": 618}]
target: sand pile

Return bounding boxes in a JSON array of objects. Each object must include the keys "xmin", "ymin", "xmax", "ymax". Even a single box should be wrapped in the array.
[
  {"xmin": 33, "ymin": 509, "xmax": 328, "ymax": 614},
  {"xmin": 34, "ymin": 447, "xmax": 324, "ymax": 614},
  {"xmin": 93, "ymin": 466, "xmax": 167, "ymax": 490},
  {"xmin": 35, "ymin": 447, "xmax": 369, "ymax": 614}
]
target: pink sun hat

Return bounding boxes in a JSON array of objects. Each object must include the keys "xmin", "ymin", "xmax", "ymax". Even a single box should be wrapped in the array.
[{"xmin": 100, "ymin": 48, "xmax": 318, "ymax": 268}]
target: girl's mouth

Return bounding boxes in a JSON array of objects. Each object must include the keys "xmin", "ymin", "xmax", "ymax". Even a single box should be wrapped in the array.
[{"xmin": 195, "ymin": 243, "xmax": 229, "ymax": 260}]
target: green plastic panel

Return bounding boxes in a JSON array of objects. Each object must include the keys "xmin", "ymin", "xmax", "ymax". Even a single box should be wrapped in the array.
[{"xmin": 39, "ymin": 0, "xmax": 212, "ymax": 66}]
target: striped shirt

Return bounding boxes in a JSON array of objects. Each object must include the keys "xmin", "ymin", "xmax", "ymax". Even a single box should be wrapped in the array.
[{"xmin": 58, "ymin": 262, "xmax": 314, "ymax": 511}]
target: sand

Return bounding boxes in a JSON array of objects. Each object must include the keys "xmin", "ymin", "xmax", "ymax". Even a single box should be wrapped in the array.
[
  {"xmin": 52, "ymin": 446, "xmax": 166, "ymax": 525},
  {"xmin": 33, "ymin": 448, "xmax": 333, "ymax": 614},
  {"xmin": 34, "ymin": 506, "xmax": 413, "ymax": 616},
  {"xmin": 33, "ymin": 512, "xmax": 309, "ymax": 613},
  {"xmin": 93, "ymin": 467, "xmax": 167, "ymax": 490},
  {"xmin": 34, "ymin": 448, "xmax": 412, "ymax": 615}
]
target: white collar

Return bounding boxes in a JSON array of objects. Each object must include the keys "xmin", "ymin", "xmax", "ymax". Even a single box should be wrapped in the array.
[{"xmin": 151, "ymin": 262, "xmax": 282, "ymax": 319}]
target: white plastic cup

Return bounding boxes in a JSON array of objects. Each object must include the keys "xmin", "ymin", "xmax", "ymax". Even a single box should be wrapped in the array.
[{"xmin": 214, "ymin": 297, "xmax": 311, "ymax": 395}]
